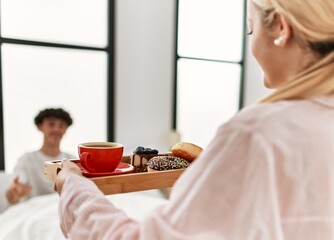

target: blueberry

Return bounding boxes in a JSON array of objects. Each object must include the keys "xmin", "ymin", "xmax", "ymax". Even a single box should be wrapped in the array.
[
  {"xmin": 134, "ymin": 146, "xmax": 145, "ymax": 154},
  {"xmin": 144, "ymin": 148, "xmax": 152, "ymax": 153},
  {"xmin": 151, "ymin": 149, "xmax": 158, "ymax": 154},
  {"xmin": 134, "ymin": 146, "xmax": 159, "ymax": 154}
]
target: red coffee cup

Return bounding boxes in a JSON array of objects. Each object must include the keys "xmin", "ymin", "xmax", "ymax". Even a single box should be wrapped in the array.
[{"xmin": 78, "ymin": 142, "xmax": 124, "ymax": 173}]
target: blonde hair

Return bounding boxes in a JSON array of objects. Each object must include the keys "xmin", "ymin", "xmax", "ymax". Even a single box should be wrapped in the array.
[{"xmin": 251, "ymin": 0, "xmax": 334, "ymax": 103}]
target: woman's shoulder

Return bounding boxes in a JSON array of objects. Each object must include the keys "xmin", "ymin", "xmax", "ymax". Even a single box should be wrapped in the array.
[
  {"xmin": 233, "ymin": 101, "xmax": 289, "ymax": 122},
  {"xmin": 224, "ymin": 99, "xmax": 316, "ymax": 132}
]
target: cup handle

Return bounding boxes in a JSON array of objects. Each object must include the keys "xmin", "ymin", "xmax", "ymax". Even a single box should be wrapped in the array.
[{"xmin": 80, "ymin": 152, "xmax": 96, "ymax": 172}]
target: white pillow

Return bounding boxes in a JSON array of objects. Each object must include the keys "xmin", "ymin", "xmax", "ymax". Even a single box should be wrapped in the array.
[{"xmin": 0, "ymin": 171, "xmax": 14, "ymax": 213}]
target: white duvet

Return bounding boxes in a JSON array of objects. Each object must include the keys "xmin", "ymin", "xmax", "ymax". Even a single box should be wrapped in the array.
[{"xmin": 0, "ymin": 191, "xmax": 167, "ymax": 240}]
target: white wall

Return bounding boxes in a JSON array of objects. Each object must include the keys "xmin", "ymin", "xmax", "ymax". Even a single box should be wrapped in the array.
[
  {"xmin": 115, "ymin": 0, "xmax": 271, "ymax": 155},
  {"xmin": 243, "ymin": 37, "xmax": 272, "ymax": 105},
  {"xmin": 115, "ymin": 0, "xmax": 175, "ymax": 154}
]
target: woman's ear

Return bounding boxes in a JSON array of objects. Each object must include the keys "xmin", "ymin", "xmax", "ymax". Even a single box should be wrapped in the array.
[{"xmin": 274, "ymin": 12, "xmax": 292, "ymax": 47}]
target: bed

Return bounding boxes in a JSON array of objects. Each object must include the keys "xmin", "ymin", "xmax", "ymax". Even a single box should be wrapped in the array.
[{"xmin": 0, "ymin": 172, "xmax": 168, "ymax": 240}]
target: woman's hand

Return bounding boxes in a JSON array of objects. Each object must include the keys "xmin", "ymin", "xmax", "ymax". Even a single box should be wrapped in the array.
[
  {"xmin": 6, "ymin": 176, "xmax": 32, "ymax": 204},
  {"xmin": 54, "ymin": 160, "xmax": 82, "ymax": 195}
]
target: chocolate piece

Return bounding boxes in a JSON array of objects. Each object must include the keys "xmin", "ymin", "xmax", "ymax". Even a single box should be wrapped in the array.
[{"xmin": 130, "ymin": 153, "xmax": 158, "ymax": 172}]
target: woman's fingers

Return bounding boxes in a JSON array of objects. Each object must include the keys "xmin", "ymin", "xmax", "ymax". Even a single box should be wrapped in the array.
[
  {"xmin": 61, "ymin": 160, "xmax": 82, "ymax": 175},
  {"xmin": 55, "ymin": 160, "xmax": 82, "ymax": 194}
]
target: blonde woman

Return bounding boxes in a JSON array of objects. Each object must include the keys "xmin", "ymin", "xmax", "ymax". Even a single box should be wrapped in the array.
[{"xmin": 55, "ymin": 0, "xmax": 334, "ymax": 239}]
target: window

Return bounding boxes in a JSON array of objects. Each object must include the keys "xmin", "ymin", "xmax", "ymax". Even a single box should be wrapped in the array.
[
  {"xmin": 175, "ymin": 0, "xmax": 246, "ymax": 148},
  {"xmin": 0, "ymin": 0, "xmax": 113, "ymax": 171}
]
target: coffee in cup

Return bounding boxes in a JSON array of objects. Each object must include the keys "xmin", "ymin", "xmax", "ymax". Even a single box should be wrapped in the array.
[{"xmin": 78, "ymin": 142, "xmax": 124, "ymax": 173}]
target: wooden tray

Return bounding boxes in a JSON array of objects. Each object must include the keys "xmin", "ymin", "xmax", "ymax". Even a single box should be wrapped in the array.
[{"xmin": 43, "ymin": 156, "xmax": 185, "ymax": 195}]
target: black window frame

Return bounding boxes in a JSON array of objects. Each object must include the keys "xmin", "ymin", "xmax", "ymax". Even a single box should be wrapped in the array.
[{"xmin": 172, "ymin": 0, "xmax": 247, "ymax": 131}]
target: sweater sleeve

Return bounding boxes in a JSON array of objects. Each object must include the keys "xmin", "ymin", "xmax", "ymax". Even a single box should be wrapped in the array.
[{"xmin": 59, "ymin": 174, "xmax": 140, "ymax": 239}]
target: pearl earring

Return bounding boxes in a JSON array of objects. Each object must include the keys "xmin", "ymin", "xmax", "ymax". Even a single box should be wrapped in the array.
[{"xmin": 274, "ymin": 36, "xmax": 284, "ymax": 46}]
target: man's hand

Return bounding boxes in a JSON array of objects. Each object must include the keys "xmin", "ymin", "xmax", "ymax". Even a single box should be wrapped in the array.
[
  {"xmin": 6, "ymin": 177, "xmax": 32, "ymax": 204},
  {"xmin": 54, "ymin": 160, "xmax": 82, "ymax": 195}
]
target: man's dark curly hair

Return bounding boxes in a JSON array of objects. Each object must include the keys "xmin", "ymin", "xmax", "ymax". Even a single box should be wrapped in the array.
[{"xmin": 34, "ymin": 108, "xmax": 73, "ymax": 126}]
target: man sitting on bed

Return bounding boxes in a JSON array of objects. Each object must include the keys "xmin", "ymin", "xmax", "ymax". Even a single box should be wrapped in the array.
[{"xmin": 0, "ymin": 108, "xmax": 75, "ymax": 213}]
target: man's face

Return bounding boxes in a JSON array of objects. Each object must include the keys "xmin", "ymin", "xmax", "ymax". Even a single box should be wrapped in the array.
[{"xmin": 38, "ymin": 118, "xmax": 68, "ymax": 145}]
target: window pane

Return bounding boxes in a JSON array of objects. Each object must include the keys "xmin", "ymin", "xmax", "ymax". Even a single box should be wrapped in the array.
[
  {"xmin": 177, "ymin": 59, "xmax": 240, "ymax": 148},
  {"xmin": 1, "ymin": 0, "xmax": 108, "ymax": 47},
  {"xmin": 2, "ymin": 44, "xmax": 107, "ymax": 172},
  {"xmin": 178, "ymin": 0, "xmax": 245, "ymax": 62}
]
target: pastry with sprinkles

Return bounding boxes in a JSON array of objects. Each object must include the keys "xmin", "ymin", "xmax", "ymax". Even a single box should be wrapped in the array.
[{"xmin": 147, "ymin": 156, "xmax": 190, "ymax": 172}]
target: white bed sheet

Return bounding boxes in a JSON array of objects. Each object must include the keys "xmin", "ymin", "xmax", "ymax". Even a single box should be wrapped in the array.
[{"xmin": 0, "ymin": 190, "xmax": 167, "ymax": 240}]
